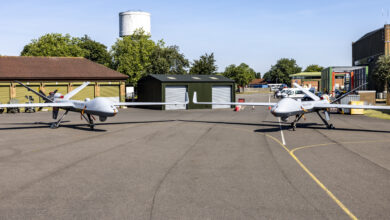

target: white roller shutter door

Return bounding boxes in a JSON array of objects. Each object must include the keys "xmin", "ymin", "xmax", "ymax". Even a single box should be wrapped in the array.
[
  {"xmin": 212, "ymin": 86, "xmax": 231, "ymax": 109},
  {"xmin": 165, "ymin": 86, "xmax": 187, "ymax": 110}
]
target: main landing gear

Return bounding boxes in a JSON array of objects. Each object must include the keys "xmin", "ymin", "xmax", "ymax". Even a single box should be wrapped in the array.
[
  {"xmin": 50, "ymin": 110, "xmax": 69, "ymax": 129},
  {"xmin": 81, "ymin": 113, "xmax": 95, "ymax": 130},
  {"xmin": 316, "ymin": 110, "xmax": 335, "ymax": 129}
]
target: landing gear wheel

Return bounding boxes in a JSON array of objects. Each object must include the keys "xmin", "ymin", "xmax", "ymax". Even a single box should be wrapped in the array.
[
  {"xmin": 291, "ymin": 122, "xmax": 296, "ymax": 131},
  {"xmin": 50, "ymin": 123, "xmax": 58, "ymax": 129},
  {"xmin": 90, "ymin": 125, "xmax": 95, "ymax": 130},
  {"xmin": 327, "ymin": 124, "xmax": 335, "ymax": 129}
]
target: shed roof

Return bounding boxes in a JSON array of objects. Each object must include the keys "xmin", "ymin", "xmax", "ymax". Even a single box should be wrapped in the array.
[
  {"xmin": 146, "ymin": 74, "xmax": 234, "ymax": 83},
  {"xmin": 0, "ymin": 56, "xmax": 128, "ymax": 81},
  {"xmin": 290, "ymin": 72, "xmax": 321, "ymax": 77},
  {"xmin": 324, "ymin": 66, "xmax": 367, "ymax": 72}
]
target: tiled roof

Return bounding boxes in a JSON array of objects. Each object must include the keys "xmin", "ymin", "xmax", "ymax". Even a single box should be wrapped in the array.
[{"xmin": 0, "ymin": 56, "xmax": 128, "ymax": 80}]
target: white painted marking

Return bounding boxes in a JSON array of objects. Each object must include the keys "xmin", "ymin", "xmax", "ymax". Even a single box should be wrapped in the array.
[{"xmin": 278, "ymin": 117, "xmax": 286, "ymax": 145}]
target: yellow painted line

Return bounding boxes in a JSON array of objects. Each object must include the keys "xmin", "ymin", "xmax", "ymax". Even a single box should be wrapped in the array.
[
  {"xmin": 265, "ymin": 134, "xmax": 358, "ymax": 220},
  {"xmin": 209, "ymin": 124, "xmax": 358, "ymax": 219},
  {"xmin": 186, "ymin": 122, "xmax": 390, "ymax": 220},
  {"xmin": 291, "ymin": 139, "xmax": 390, "ymax": 154}
]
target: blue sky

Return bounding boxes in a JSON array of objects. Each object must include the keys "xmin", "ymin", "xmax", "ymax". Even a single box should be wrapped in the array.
[{"xmin": 0, "ymin": 0, "xmax": 389, "ymax": 74}]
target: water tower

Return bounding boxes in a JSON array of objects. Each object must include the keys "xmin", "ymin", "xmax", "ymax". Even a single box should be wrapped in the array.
[{"xmin": 119, "ymin": 11, "xmax": 151, "ymax": 37}]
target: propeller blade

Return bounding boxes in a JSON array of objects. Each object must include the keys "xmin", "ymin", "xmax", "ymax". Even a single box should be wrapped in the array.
[
  {"xmin": 39, "ymin": 90, "xmax": 47, "ymax": 97},
  {"xmin": 80, "ymin": 106, "xmax": 86, "ymax": 120}
]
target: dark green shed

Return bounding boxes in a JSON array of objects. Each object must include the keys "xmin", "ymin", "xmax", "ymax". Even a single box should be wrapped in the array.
[{"xmin": 137, "ymin": 74, "xmax": 235, "ymax": 110}]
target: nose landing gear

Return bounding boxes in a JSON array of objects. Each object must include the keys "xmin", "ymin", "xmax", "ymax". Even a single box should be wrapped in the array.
[{"xmin": 291, "ymin": 114, "xmax": 304, "ymax": 131}]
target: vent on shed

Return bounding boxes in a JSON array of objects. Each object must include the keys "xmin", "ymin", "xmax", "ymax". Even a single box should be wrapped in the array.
[
  {"xmin": 192, "ymin": 77, "xmax": 201, "ymax": 80},
  {"xmin": 209, "ymin": 77, "xmax": 218, "ymax": 80},
  {"xmin": 167, "ymin": 76, "xmax": 176, "ymax": 80}
]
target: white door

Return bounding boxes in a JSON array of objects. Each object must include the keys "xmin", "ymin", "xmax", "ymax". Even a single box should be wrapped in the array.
[
  {"xmin": 212, "ymin": 86, "xmax": 232, "ymax": 109},
  {"xmin": 165, "ymin": 86, "xmax": 187, "ymax": 110}
]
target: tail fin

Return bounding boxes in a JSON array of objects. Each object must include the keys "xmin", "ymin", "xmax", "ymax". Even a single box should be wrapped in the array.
[
  {"xmin": 185, "ymin": 92, "xmax": 189, "ymax": 104},
  {"xmin": 63, "ymin": 82, "xmax": 90, "ymax": 100},
  {"xmin": 193, "ymin": 92, "xmax": 198, "ymax": 104},
  {"xmin": 331, "ymin": 83, "xmax": 367, "ymax": 104},
  {"xmin": 15, "ymin": 80, "xmax": 53, "ymax": 103},
  {"xmin": 293, "ymin": 83, "xmax": 320, "ymax": 101}
]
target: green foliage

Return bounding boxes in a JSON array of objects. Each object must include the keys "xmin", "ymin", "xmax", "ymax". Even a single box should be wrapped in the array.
[
  {"xmin": 304, "ymin": 64, "xmax": 323, "ymax": 72},
  {"xmin": 189, "ymin": 53, "xmax": 217, "ymax": 75},
  {"xmin": 21, "ymin": 33, "xmax": 85, "ymax": 57},
  {"xmin": 223, "ymin": 63, "xmax": 256, "ymax": 87},
  {"xmin": 78, "ymin": 35, "xmax": 111, "ymax": 66},
  {"xmin": 110, "ymin": 29, "xmax": 156, "ymax": 86},
  {"xmin": 263, "ymin": 58, "xmax": 302, "ymax": 85},
  {"xmin": 20, "ymin": 33, "xmax": 112, "ymax": 67},
  {"xmin": 374, "ymin": 55, "xmax": 390, "ymax": 91},
  {"xmin": 146, "ymin": 40, "xmax": 189, "ymax": 74}
]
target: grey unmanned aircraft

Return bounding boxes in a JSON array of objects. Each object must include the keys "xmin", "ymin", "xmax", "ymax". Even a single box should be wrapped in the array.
[
  {"xmin": 193, "ymin": 83, "xmax": 390, "ymax": 130},
  {"xmin": 0, "ymin": 81, "xmax": 189, "ymax": 130}
]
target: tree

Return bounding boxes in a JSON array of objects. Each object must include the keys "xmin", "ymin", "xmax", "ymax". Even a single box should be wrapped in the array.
[
  {"xmin": 20, "ymin": 33, "xmax": 113, "ymax": 67},
  {"xmin": 304, "ymin": 64, "xmax": 323, "ymax": 72},
  {"xmin": 146, "ymin": 40, "xmax": 189, "ymax": 74},
  {"xmin": 223, "ymin": 63, "xmax": 256, "ymax": 89},
  {"xmin": 263, "ymin": 58, "xmax": 302, "ymax": 85},
  {"xmin": 374, "ymin": 55, "xmax": 390, "ymax": 92},
  {"xmin": 110, "ymin": 29, "xmax": 156, "ymax": 86},
  {"xmin": 189, "ymin": 53, "xmax": 217, "ymax": 75},
  {"xmin": 21, "ymin": 33, "xmax": 85, "ymax": 57},
  {"xmin": 78, "ymin": 35, "xmax": 111, "ymax": 66}
]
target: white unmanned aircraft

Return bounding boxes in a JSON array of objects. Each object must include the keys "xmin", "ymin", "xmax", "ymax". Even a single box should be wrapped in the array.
[
  {"xmin": 193, "ymin": 83, "xmax": 390, "ymax": 130},
  {"xmin": 0, "ymin": 81, "xmax": 189, "ymax": 130}
]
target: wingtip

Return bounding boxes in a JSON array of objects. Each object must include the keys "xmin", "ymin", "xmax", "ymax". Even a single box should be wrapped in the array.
[
  {"xmin": 193, "ymin": 92, "xmax": 198, "ymax": 103},
  {"xmin": 185, "ymin": 92, "xmax": 189, "ymax": 104}
]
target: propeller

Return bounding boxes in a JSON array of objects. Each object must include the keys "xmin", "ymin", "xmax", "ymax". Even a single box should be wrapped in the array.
[
  {"xmin": 80, "ymin": 106, "xmax": 86, "ymax": 120},
  {"xmin": 38, "ymin": 89, "xmax": 58, "ymax": 111}
]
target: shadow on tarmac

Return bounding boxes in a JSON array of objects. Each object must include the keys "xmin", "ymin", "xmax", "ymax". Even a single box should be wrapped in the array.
[
  {"xmin": 0, "ymin": 120, "xmax": 176, "ymax": 132},
  {"xmin": 1, "ymin": 118, "xmax": 389, "ymax": 133},
  {"xmin": 179, "ymin": 119, "xmax": 390, "ymax": 134}
]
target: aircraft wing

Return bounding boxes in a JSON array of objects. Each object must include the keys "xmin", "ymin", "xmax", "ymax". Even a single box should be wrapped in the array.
[
  {"xmin": 193, "ymin": 92, "xmax": 277, "ymax": 106},
  {"xmin": 114, "ymin": 92, "xmax": 189, "ymax": 106},
  {"xmin": 63, "ymin": 82, "xmax": 90, "ymax": 100},
  {"xmin": 0, "ymin": 102, "xmax": 75, "ymax": 108},
  {"xmin": 314, "ymin": 103, "xmax": 390, "ymax": 110},
  {"xmin": 293, "ymin": 83, "xmax": 320, "ymax": 101}
]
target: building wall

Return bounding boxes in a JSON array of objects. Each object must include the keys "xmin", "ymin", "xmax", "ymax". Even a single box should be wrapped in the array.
[
  {"xmin": 162, "ymin": 82, "xmax": 235, "ymax": 110},
  {"xmin": 290, "ymin": 79, "xmax": 320, "ymax": 91},
  {"xmin": 352, "ymin": 24, "xmax": 390, "ymax": 91},
  {"xmin": 137, "ymin": 77, "xmax": 162, "ymax": 109},
  {"xmin": 352, "ymin": 27, "xmax": 384, "ymax": 65},
  {"xmin": 136, "ymin": 78, "xmax": 235, "ymax": 110}
]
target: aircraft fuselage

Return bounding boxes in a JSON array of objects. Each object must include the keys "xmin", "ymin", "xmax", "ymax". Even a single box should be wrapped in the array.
[{"xmin": 55, "ymin": 97, "xmax": 118, "ymax": 118}]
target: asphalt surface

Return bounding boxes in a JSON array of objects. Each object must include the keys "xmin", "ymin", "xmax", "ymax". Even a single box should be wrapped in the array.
[{"xmin": 0, "ymin": 94, "xmax": 390, "ymax": 219}]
